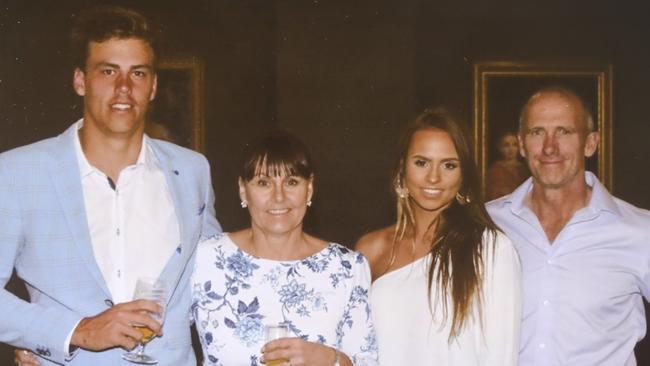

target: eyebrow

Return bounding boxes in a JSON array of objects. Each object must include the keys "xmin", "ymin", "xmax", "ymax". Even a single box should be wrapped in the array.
[
  {"xmin": 411, "ymin": 154, "xmax": 460, "ymax": 162},
  {"xmin": 95, "ymin": 62, "xmax": 154, "ymax": 71},
  {"xmin": 527, "ymin": 125, "xmax": 576, "ymax": 131}
]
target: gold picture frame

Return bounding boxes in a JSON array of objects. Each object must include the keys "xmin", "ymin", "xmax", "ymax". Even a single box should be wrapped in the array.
[
  {"xmin": 473, "ymin": 61, "xmax": 613, "ymax": 197},
  {"xmin": 149, "ymin": 57, "xmax": 205, "ymax": 152}
]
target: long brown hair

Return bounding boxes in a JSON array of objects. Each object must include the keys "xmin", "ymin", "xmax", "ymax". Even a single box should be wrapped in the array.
[{"xmin": 392, "ymin": 106, "xmax": 498, "ymax": 339}]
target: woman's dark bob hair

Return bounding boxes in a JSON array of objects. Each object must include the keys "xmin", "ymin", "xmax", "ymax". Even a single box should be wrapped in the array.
[{"xmin": 240, "ymin": 130, "xmax": 314, "ymax": 181}]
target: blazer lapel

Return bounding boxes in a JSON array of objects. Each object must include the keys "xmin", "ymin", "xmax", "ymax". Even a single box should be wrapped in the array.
[{"xmin": 48, "ymin": 124, "xmax": 112, "ymax": 299}]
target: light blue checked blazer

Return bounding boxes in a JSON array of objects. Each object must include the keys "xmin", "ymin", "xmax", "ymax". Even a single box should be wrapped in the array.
[{"xmin": 0, "ymin": 123, "xmax": 221, "ymax": 365}]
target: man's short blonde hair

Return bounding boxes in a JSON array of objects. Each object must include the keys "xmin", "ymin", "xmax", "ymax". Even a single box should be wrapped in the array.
[{"xmin": 519, "ymin": 86, "xmax": 595, "ymax": 133}]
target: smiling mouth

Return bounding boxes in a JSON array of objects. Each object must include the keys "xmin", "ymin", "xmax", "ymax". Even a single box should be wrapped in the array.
[
  {"xmin": 268, "ymin": 208, "xmax": 290, "ymax": 215},
  {"xmin": 111, "ymin": 103, "xmax": 133, "ymax": 111},
  {"xmin": 421, "ymin": 188, "xmax": 442, "ymax": 196},
  {"xmin": 539, "ymin": 160, "xmax": 563, "ymax": 165}
]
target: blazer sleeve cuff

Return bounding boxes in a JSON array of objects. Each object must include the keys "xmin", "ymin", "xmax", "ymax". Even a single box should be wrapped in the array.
[{"xmin": 25, "ymin": 308, "xmax": 82, "ymax": 364}]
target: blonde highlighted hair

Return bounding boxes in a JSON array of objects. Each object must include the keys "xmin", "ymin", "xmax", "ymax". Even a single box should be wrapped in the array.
[{"xmin": 391, "ymin": 106, "xmax": 498, "ymax": 340}]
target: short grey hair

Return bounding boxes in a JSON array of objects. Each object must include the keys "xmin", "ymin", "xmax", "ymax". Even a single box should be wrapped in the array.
[{"xmin": 518, "ymin": 86, "xmax": 595, "ymax": 133}]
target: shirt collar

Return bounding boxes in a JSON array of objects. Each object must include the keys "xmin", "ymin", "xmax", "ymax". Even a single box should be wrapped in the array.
[
  {"xmin": 583, "ymin": 171, "xmax": 621, "ymax": 216},
  {"xmin": 498, "ymin": 171, "xmax": 620, "ymax": 217},
  {"xmin": 74, "ymin": 119, "xmax": 155, "ymax": 179},
  {"xmin": 500, "ymin": 176, "xmax": 534, "ymax": 215}
]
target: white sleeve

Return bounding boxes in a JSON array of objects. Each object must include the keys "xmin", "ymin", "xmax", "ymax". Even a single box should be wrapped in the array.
[
  {"xmin": 63, "ymin": 319, "xmax": 83, "ymax": 361},
  {"xmin": 338, "ymin": 252, "xmax": 379, "ymax": 366},
  {"xmin": 478, "ymin": 230, "xmax": 522, "ymax": 366}
]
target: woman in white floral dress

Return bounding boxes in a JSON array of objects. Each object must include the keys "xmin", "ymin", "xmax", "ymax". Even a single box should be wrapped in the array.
[{"xmin": 192, "ymin": 131, "xmax": 378, "ymax": 366}]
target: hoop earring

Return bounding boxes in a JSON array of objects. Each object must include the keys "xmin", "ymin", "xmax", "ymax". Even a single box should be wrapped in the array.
[
  {"xmin": 240, "ymin": 200, "xmax": 248, "ymax": 208},
  {"xmin": 455, "ymin": 192, "xmax": 471, "ymax": 205}
]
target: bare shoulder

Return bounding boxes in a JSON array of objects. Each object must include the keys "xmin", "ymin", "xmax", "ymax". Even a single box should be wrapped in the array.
[
  {"xmin": 356, "ymin": 226, "xmax": 393, "ymax": 255},
  {"xmin": 228, "ymin": 229, "xmax": 248, "ymax": 241},
  {"xmin": 355, "ymin": 226, "xmax": 395, "ymax": 279},
  {"xmin": 227, "ymin": 229, "xmax": 252, "ymax": 250},
  {"xmin": 304, "ymin": 233, "xmax": 330, "ymax": 251}
]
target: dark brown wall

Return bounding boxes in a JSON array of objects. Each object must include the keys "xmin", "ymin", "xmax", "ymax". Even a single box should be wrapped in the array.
[
  {"xmin": 275, "ymin": 1, "xmax": 418, "ymax": 243},
  {"xmin": 415, "ymin": 0, "xmax": 650, "ymax": 209},
  {"xmin": 2, "ymin": 0, "xmax": 650, "ymax": 363}
]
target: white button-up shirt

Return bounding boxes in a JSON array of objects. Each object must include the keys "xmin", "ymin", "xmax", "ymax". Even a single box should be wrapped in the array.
[
  {"xmin": 74, "ymin": 120, "xmax": 180, "ymax": 304},
  {"xmin": 487, "ymin": 172, "xmax": 650, "ymax": 366}
]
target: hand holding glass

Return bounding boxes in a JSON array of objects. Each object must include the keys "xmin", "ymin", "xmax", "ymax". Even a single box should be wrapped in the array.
[
  {"xmin": 122, "ymin": 277, "xmax": 166, "ymax": 365},
  {"xmin": 264, "ymin": 324, "xmax": 290, "ymax": 366}
]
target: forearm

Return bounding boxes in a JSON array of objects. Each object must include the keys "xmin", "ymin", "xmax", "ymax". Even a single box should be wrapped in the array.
[
  {"xmin": 338, "ymin": 350, "xmax": 353, "ymax": 366},
  {"xmin": 0, "ymin": 289, "xmax": 81, "ymax": 363}
]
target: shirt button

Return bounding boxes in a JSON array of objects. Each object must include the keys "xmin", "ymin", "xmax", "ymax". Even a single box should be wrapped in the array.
[{"xmin": 539, "ymin": 343, "xmax": 546, "ymax": 349}]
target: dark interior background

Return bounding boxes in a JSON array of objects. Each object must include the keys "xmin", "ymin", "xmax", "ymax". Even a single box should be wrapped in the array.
[{"xmin": 2, "ymin": 0, "xmax": 650, "ymax": 363}]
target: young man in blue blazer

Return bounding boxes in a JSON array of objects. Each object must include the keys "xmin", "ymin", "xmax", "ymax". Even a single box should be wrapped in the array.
[{"xmin": 1, "ymin": 6, "xmax": 221, "ymax": 365}]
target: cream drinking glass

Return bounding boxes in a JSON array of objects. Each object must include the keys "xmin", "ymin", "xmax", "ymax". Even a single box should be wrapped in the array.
[
  {"xmin": 264, "ymin": 324, "xmax": 290, "ymax": 366},
  {"xmin": 122, "ymin": 277, "xmax": 166, "ymax": 365}
]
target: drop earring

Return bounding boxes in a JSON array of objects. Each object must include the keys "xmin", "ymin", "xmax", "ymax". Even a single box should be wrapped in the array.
[
  {"xmin": 395, "ymin": 186, "xmax": 408, "ymax": 199},
  {"xmin": 394, "ymin": 174, "xmax": 408, "ymax": 199},
  {"xmin": 455, "ymin": 192, "xmax": 471, "ymax": 205}
]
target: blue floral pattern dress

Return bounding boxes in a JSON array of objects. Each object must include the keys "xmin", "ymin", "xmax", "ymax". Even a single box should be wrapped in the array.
[{"xmin": 191, "ymin": 233, "xmax": 378, "ymax": 366}]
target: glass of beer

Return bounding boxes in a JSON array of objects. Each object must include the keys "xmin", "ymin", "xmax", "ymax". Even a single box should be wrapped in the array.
[
  {"xmin": 264, "ymin": 324, "xmax": 290, "ymax": 366},
  {"xmin": 122, "ymin": 277, "xmax": 166, "ymax": 365}
]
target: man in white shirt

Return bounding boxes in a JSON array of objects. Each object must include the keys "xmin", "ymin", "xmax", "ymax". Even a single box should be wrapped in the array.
[
  {"xmin": 487, "ymin": 86, "xmax": 650, "ymax": 365},
  {"xmin": 0, "ymin": 6, "xmax": 221, "ymax": 365}
]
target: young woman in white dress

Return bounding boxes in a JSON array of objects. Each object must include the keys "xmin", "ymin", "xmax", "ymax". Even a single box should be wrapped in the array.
[
  {"xmin": 356, "ymin": 107, "xmax": 522, "ymax": 366},
  {"xmin": 192, "ymin": 131, "xmax": 378, "ymax": 366}
]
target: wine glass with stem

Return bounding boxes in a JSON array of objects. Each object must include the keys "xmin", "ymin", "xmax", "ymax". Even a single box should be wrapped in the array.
[{"xmin": 122, "ymin": 277, "xmax": 167, "ymax": 365}]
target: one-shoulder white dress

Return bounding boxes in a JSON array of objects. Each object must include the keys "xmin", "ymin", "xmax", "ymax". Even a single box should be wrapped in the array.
[{"xmin": 370, "ymin": 230, "xmax": 521, "ymax": 366}]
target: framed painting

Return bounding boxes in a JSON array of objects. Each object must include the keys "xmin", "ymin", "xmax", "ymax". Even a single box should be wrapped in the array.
[
  {"xmin": 473, "ymin": 61, "xmax": 613, "ymax": 198},
  {"xmin": 148, "ymin": 57, "xmax": 205, "ymax": 152}
]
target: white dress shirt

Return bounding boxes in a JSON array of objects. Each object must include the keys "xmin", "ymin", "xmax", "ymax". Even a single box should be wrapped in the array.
[
  {"xmin": 487, "ymin": 172, "xmax": 650, "ymax": 365},
  {"xmin": 74, "ymin": 120, "xmax": 180, "ymax": 304}
]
